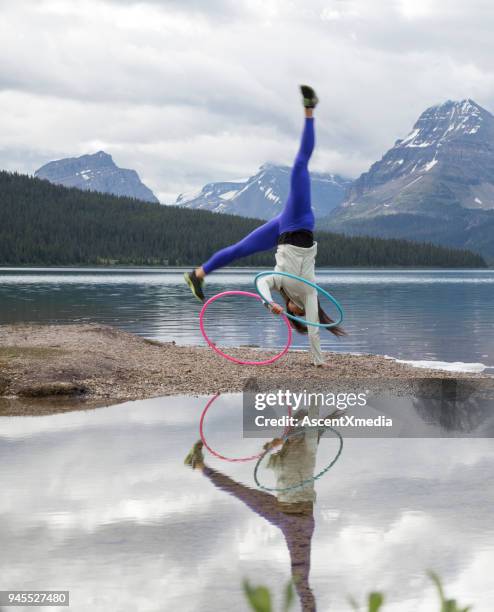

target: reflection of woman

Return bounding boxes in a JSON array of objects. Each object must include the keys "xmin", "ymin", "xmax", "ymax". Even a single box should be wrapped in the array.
[
  {"xmin": 184, "ymin": 85, "xmax": 345, "ymax": 367},
  {"xmin": 185, "ymin": 404, "xmax": 323, "ymax": 611}
]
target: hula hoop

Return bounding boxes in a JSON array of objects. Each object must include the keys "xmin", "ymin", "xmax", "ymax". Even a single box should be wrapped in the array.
[
  {"xmin": 199, "ymin": 393, "xmax": 293, "ymax": 463},
  {"xmin": 253, "ymin": 426, "xmax": 343, "ymax": 493},
  {"xmin": 199, "ymin": 290, "xmax": 292, "ymax": 365},
  {"xmin": 254, "ymin": 271, "xmax": 344, "ymax": 329}
]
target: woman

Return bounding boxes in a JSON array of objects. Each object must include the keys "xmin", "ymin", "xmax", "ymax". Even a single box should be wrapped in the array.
[
  {"xmin": 184, "ymin": 85, "xmax": 344, "ymax": 366},
  {"xmin": 184, "ymin": 402, "xmax": 324, "ymax": 611}
]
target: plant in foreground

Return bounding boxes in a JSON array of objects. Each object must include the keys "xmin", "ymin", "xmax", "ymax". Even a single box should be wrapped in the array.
[
  {"xmin": 348, "ymin": 592, "xmax": 384, "ymax": 611},
  {"xmin": 427, "ymin": 570, "xmax": 472, "ymax": 612},
  {"xmin": 243, "ymin": 571, "xmax": 472, "ymax": 611},
  {"xmin": 243, "ymin": 579, "xmax": 294, "ymax": 612}
]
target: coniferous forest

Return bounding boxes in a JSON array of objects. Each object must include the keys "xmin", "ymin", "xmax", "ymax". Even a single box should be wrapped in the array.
[{"xmin": 0, "ymin": 171, "xmax": 487, "ymax": 268}]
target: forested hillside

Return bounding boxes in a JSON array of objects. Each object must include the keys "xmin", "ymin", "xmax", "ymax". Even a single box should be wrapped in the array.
[{"xmin": 0, "ymin": 171, "xmax": 486, "ymax": 268}]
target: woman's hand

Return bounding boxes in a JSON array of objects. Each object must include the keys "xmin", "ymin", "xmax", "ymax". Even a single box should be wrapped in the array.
[
  {"xmin": 270, "ymin": 303, "xmax": 284, "ymax": 315},
  {"xmin": 263, "ymin": 438, "xmax": 283, "ymax": 451}
]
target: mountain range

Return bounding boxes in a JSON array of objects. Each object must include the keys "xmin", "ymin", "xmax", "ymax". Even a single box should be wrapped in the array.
[
  {"xmin": 176, "ymin": 163, "xmax": 351, "ymax": 220},
  {"xmin": 30, "ymin": 99, "xmax": 494, "ymax": 260},
  {"xmin": 35, "ymin": 151, "xmax": 159, "ymax": 203},
  {"xmin": 324, "ymin": 99, "xmax": 494, "ymax": 259},
  {"xmin": 176, "ymin": 99, "xmax": 494, "ymax": 260}
]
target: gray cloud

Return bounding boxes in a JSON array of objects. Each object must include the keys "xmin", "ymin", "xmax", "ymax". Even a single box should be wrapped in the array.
[
  {"xmin": 107, "ymin": 0, "xmax": 248, "ymax": 17},
  {"xmin": 1, "ymin": 0, "xmax": 494, "ymax": 202}
]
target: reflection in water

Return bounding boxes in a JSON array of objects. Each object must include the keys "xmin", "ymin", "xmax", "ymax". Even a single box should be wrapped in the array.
[
  {"xmin": 188, "ymin": 382, "xmax": 494, "ymax": 610},
  {"xmin": 187, "ymin": 403, "xmax": 332, "ymax": 612},
  {"xmin": 356, "ymin": 378, "xmax": 494, "ymax": 438},
  {"xmin": 1, "ymin": 394, "xmax": 494, "ymax": 610},
  {"xmin": 411, "ymin": 379, "xmax": 494, "ymax": 434}
]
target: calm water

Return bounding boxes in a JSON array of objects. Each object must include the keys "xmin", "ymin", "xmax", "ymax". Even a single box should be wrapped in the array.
[
  {"xmin": 1, "ymin": 268, "xmax": 494, "ymax": 610},
  {"xmin": 1, "ymin": 267, "xmax": 494, "ymax": 368},
  {"xmin": 0, "ymin": 394, "xmax": 493, "ymax": 611}
]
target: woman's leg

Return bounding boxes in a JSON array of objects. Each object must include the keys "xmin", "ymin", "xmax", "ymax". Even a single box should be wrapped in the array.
[
  {"xmin": 200, "ymin": 216, "xmax": 280, "ymax": 275},
  {"xmin": 185, "ymin": 215, "xmax": 280, "ymax": 301},
  {"xmin": 278, "ymin": 110, "xmax": 316, "ymax": 234},
  {"xmin": 185, "ymin": 87, "xmax": 318, "ymax": 300}
]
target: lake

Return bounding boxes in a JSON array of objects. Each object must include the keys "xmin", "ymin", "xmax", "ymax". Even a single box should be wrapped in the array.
[
  {"xmin": 0, "ymin": 267, "xmax": 493, "ymax": 371},
  {"xmin": 1, "ymin": 267, "xmax": 494, "ymax": 611},
  {"xmin": 0, "ymin": 394, "xmax": 493, "ymax": 611}
]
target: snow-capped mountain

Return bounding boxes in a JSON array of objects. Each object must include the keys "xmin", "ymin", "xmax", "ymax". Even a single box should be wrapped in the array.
[
  {"xmin": 35, "ymin": 151, "xmax": 159, "ymax": 203},
  {"xmin": 176, "ymin": 163, "xmax": 352, "ymax": 220},
  {"xmin": 325, "ymin": 99, "xmax": 494, "ymax": 258}
]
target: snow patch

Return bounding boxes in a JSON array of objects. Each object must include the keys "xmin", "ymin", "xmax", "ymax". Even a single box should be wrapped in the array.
[
  {"xmin": 407, "ymin": 141, "xmax": 432, "ymax": 148},
  {"xmin": 392, "ymin": 358, "xmax": 487, "ymax": 373},
  {"xmin": 264, "ymin": 187, "xmax": 280, "ymax": 203},
  {"xmin": 423, "ymin": 159, "xmax": 438, "ymax": 172},
  {"xmin": 219, "ymin": 190, "xmax": 238, "ymax": 200},
  {"xmin": 401, "ymin": 128, "xmax": 419, "ymax": 145},
  {"xmin": 177, "ymin": 188, "xmax": 203, "ymax": 203}
]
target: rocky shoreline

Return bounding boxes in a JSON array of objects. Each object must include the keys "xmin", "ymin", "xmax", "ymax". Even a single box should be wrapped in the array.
[{"xmin": 0, "ymin": 323, "xmax": 491, "ymax": 415}]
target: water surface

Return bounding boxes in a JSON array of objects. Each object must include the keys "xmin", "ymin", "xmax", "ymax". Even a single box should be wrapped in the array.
[
  {"xmin": 0, "ymin": 394, "xmax": 493, "ymax": 611},
  {"xmin": 1, "ymin": 267, "xmax": 493, "ymax": 368}
]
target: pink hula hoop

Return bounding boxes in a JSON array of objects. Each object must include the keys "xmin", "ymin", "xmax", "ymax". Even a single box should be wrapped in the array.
[
  {"xmin": 199, "ymin": 290, "xmax": 292, "ymax": 366},
  {"xmin": 200, "ymin": 393, "xmax": 293, "ymax": 463}
]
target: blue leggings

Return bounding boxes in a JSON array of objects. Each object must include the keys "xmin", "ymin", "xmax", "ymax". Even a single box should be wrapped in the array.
[{"xmin": 202, "ymin": 118, "xmax": 315, "ymax": 274}]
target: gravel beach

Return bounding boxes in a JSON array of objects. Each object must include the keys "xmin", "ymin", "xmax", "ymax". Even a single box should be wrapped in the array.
[{"xmin": 0, "ymin": 323, "xmax": 491, "ymax": 416}]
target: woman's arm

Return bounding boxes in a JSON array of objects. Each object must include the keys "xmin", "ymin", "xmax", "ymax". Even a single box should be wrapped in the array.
[
  {"xmin": 257, "ymin": 274, "xmax": 284, "ymax": 313},
  {"xmin": 256, "ymin": 273, "xmax": 275, "ymax": 304}
]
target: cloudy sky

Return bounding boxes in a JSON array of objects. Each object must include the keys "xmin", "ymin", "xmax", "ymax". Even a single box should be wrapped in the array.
[{"xmin": 1, "ymin": 0, "xmax": 494, "ymax": 203}]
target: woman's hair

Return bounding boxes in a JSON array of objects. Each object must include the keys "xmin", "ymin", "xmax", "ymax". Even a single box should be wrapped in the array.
[{"xmin": 280, "ymin": 288, "xmax": 346, "ymax": 337}]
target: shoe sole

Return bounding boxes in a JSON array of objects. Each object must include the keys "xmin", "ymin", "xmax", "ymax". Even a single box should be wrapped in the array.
[
  {"xmin": 184, "ymin": 272, "xmax": 204, "ymax": 302},
  {"xmin": 300, "ymin": 85, "xmax": 318, "ymax": 108}
]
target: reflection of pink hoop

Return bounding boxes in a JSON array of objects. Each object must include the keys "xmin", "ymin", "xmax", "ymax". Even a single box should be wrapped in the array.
[
  {"xmin": 199, "ymin": 290, "xmax": 292, "ymax": 365},
  {"xmin": 200, "ymin": 393, "xmax": 293, "ymax": 463}
]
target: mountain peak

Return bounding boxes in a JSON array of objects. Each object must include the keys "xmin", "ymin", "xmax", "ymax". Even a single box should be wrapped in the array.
[
  {"xmin": 333, "ymin": 95, "xmax": 494, "ymax": 229},
  {"xmin": 177, "ymin": 164, "xmax": 352, "ymax": 219},
  {"xmin": 431, "ymin": 98, "xmax": 488, "ymax": 115},
  {"xmin": 35, "ymin": 152, "xmax": 159, "ymax": 203},
  {"xmin": 94, "ymin": 150, "xmax": 113, "ymax": 160},
  {"xmin": 68, "ymin": 150, "xmax": 115, "ymax": 168},
  {"xmin": 395, "ymin": 98, "xmax": 492, "ymax": 152}
]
